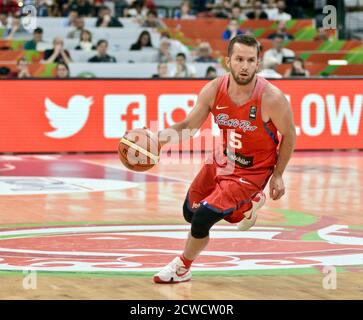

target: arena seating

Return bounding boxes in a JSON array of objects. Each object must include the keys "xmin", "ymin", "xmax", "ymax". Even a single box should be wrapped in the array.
[
  {"xmin": 163, "ymin": 18, "xmax": 363, "ymax": 77},
  {"xmin": 68, "ymin": 62, "xmax": 223, "ymax": 78},
  {"xmin": 276, "ymin": 63, "xmax": 327, "ymax": 76},
  {"xmin": 41, "ymin": 27, "xmax": 161, "ymax": 43},
  {"xmin": 1, "ymin": 16, "xmax": 363, "ymax": 78},
  {"xmin": 35, "ymin": 17, "xmax": 140, "ymax": 29},
  {"xmin": 69, "ymin": 49, "xmax": 159, "ymax": 63}
]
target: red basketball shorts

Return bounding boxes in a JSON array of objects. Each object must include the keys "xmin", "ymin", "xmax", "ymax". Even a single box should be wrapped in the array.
[{"xmin": 185, "ymin": 163, "xmax": 273, "ymax": 223}]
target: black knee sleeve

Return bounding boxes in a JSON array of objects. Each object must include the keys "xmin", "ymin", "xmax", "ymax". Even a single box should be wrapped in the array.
[
  {"xmin": 183, "ymin": 198, "xmax": 194, "ymax": 223},
  {"xmin": 191, "ymin": 205, "xmax": 224, "ymax": 239}
]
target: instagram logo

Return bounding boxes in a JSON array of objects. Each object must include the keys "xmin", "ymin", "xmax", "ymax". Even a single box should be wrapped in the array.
[{"xmin": 157, "ymin": 94, "xmax": 197, "ymax": 131}]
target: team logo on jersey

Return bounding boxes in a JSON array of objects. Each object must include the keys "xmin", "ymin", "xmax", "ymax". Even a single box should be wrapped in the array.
[
  {"xmin": 215, "ymin": 114, "xmax": 258, "ymax": 132},
  {"xmin": 249, "ymin": 106, "xmax": 257, "ymax": 120}
]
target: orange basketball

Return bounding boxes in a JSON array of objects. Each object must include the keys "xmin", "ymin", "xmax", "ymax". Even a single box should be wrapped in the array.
[{"xmin": 118, "ymin": 128, "xmax": 160, "ymax": 172}]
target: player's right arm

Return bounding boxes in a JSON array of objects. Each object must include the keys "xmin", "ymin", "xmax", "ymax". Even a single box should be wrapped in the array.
[{"xmin": 158, "ymin": 79, "xmax": 218, "ymax": 147}]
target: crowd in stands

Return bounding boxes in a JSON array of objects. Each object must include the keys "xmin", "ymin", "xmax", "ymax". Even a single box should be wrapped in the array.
[
  {"xmin": 0, "ymin": 0, "xmax": 307, "ymax": 19},
  {"xmin": 0, "ymin": 0, "xmax": 356, "ymax": 79},
  {"xmin": 180, "ymin": 0, "xmax": 303, "ymax": 20}
]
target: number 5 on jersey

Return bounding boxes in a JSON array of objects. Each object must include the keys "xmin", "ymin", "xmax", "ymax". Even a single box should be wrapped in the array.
[{"xmin": 228, "ymin": 131, "xmax": 243, "ymax": 149}]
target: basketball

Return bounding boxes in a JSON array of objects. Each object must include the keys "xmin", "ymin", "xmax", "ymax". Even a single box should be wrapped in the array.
[{"xmin": 118, "ymin": 128, "xmax": 160, "ymax": 172}]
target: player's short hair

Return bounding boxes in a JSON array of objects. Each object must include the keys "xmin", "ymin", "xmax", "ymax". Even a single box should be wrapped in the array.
[{"xmin": 228, "ymin": 35, "xmax": 260, "ymax": 58}]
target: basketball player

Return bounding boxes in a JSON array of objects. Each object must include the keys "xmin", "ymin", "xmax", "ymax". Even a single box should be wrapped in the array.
[{"xmin": 153, "ymin": 35, "xmax": 296, "ymax": 283}]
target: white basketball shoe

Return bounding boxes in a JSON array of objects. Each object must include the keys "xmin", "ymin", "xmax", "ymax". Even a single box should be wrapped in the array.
[
  {"xmin": 237, "ymin": 192, "xmax": 266, "ymax": 231},
  {"xmin": 153, "ymin": 257, "xmax": 192, "ymax": 284}
]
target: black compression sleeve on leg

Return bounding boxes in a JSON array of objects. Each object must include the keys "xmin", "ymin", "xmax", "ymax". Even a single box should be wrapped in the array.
[
  {"xmin": 183, "ymin": 198, "xmax": 194, "ymax": 223},
  {"xmin": 191, "ymin": 204, "xmax": 224, "ymax": 239}
]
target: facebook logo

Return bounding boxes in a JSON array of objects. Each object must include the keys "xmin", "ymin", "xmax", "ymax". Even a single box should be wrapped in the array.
[{"xmin": 104, "ymin": 95, "xmax": 146, "ymax": 138}]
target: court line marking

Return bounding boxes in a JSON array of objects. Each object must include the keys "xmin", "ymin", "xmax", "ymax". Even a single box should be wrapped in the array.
[
  {"xmin": 80, "ymin": 159, "xmax": 192, "ymax": 183},
  {"xmin": 0, "ymin": 247, "xmax": 361, "ymax": 257},
  {"xmin": 0, "ymin": 224, "xmax": 284, "ymax": 236},
  {"xmin": 0, "ymin": 164, "xmax": 15, "ymax": 172}
]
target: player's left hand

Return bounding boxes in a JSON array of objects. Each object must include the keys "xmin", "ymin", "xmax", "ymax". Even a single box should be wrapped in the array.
[{"xmin": 269, "ymin": 174, "xmax": 285, "ymax": 200}]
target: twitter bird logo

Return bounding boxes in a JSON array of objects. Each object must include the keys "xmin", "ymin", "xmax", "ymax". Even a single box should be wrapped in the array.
[{"xmin": 44, "ymin": 95, "xmax": 93, "ymax": 138}]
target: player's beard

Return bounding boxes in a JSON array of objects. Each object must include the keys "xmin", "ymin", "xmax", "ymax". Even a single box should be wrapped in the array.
[{"xmin": 231, "ymin": 67, "xmax": 257, "ymax": 85}]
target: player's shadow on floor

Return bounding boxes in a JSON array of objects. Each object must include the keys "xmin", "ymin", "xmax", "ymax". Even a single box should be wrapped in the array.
[{"xmin": 152, "ymin": 281, "xmax": 192, "ymax": 300}]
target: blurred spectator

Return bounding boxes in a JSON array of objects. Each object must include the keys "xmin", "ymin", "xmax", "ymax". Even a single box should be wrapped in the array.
[
  {"xmin": 174, "ymin": 1, "xmax": 196, "ymax": 20},
  {"xmin": 284, "ymin": 57, "xmax": 310, "ymax": 77},
  {"xmin": 192, "ymin": 0, "xmax": 214, "ymax": 13},
  {"xmin": 222, "ymin": 19, "xmax": 244, "ymax": 41},
  {"xmin": 157, "ymin": 38, "xmax": 173, "ymax": 63},
  {"xmin": 284, "ymin": 0, "xmax": 304, "ymax": 19},
  {"xmin": 269, "ymin": 0, "xmax": 291, "ymax": 21},
  {"xmin": 141, "ymin": 10, "xmax": 165, "ymax": 28},
  {"xmin": 56, "ymin": 62, "xmax": 70, "ymax": 78},
  {"xmin": 64, "ymin": 9, "xmax": 78, "ymax": 27},
  {"xmin": 258, "ymin": 57, "xmax": 282, "ymax": 78},
  {"xmin": 229, "ymin": 4, "xmax": 246, "ymax": 23},
  {"xmin": 88, "ymin": 39, "xmax": 116, "ymax": 62},
  {"xmin": 267, "ymin": 21, "xmax": 294, "ymax": 40},
  {"xmin": 246, "ymin": 1, "xmax": 268, "ymax": 19},
  {"xmin": 114, "ymin": 0, "xmax": 130, "ymax": 17},
  {"xmin": 93, "ymin": 0, "xmax": 105, "ymax": 16},
  {"xmin": 314, "ymin": 27, "xmax": 333, "ymax": 41},
  {"xmin": 0, "ymin": 66, "xmax": 11, "ymax": 78},
  {"xmin": 24, "ymin": 27, "xmax": 49, "ymax": 51},
  {"xmin": 59, "ymin": 0, "xmax": 71, "ymax": 16},
  {"xmin": 125, "ymin": 0, "xmax": 152, "ymax": 19},
  {"xmin": 171, "ymin": 52, "xmax": 196, "ymax": 78},
  {"xmin": 0, "ymin": 0, "xmax": 20, "ymax": 16},
  {"xmin": 194, "ymin": 42, "xmax": 217, "ymax": 63},
  {"xmin": 4, "ymin": 16, "xmax": 28, "ymax": 39},
  {"xmin": 130, "ymin": 30, "xmax": 153, "ymax": 50},
  {"xmin": 244, "ymin": 28, "xmax": 255, "ymax": 36},
  {"xmin": 205, "ymin": 66, "xmax": 217, "ymax": 79},
  {"xmin": 68, "ymin": 0, "xmax": 93, "ymax": 17},
  {"xmin": 263, "ymin": 34, "xmax": 295, "ymax": 65},
  {"xmin": 152, "ymin": 62, "xmax": 169, "ymax": 78},
  {"xmin": 67, "ymin": 16, "xmax": 85, "ymax": 39},
  {"xmin": 160, "ymin": 31, "xmax": 191, "ymax": 59},
  {"xmin": 75, "ymin": 29, "xmax": 96, "ymax": 51},
  {"xmin": 0, "ymin": 12, "xmax": 8, "ymax": 27},
  {"xmin": 213, "ymin": 0, "xmax": 231, "ymax": 19},
  {"xmin": 145, "ymin": 0, "xmax": 156, "ymax": 10},
  {"xmin": 43, "ymin": 37, "xmax": 73, "ymax": 64},
  {"xmin": 265, "ymin": 0, "xmax": 278, "ymax": 20},
  {"xmin": 37, "ymin": 0, "xmax": 62, "ymax": 17},
  {"xmin": 96, "ymin": 6, "xmax": 123, "ymax": 27},
  {"xmin": 52, "ymin": 3, "xmax": 62, "ymax": 16},
  {"xmin": 10, "ymin": 57, "xmax": 32, "ymax": 78}
]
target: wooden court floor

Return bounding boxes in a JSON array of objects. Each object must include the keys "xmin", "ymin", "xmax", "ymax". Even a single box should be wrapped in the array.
[{"xmin": 0, "ymin": 151, "xmax": 362, "ymax": 299}]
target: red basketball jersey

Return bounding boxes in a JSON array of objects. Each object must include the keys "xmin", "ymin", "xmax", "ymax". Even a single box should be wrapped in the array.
[{"xmin": 211, "ymin": 74, "xmax": 279, "ymax": 171}]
